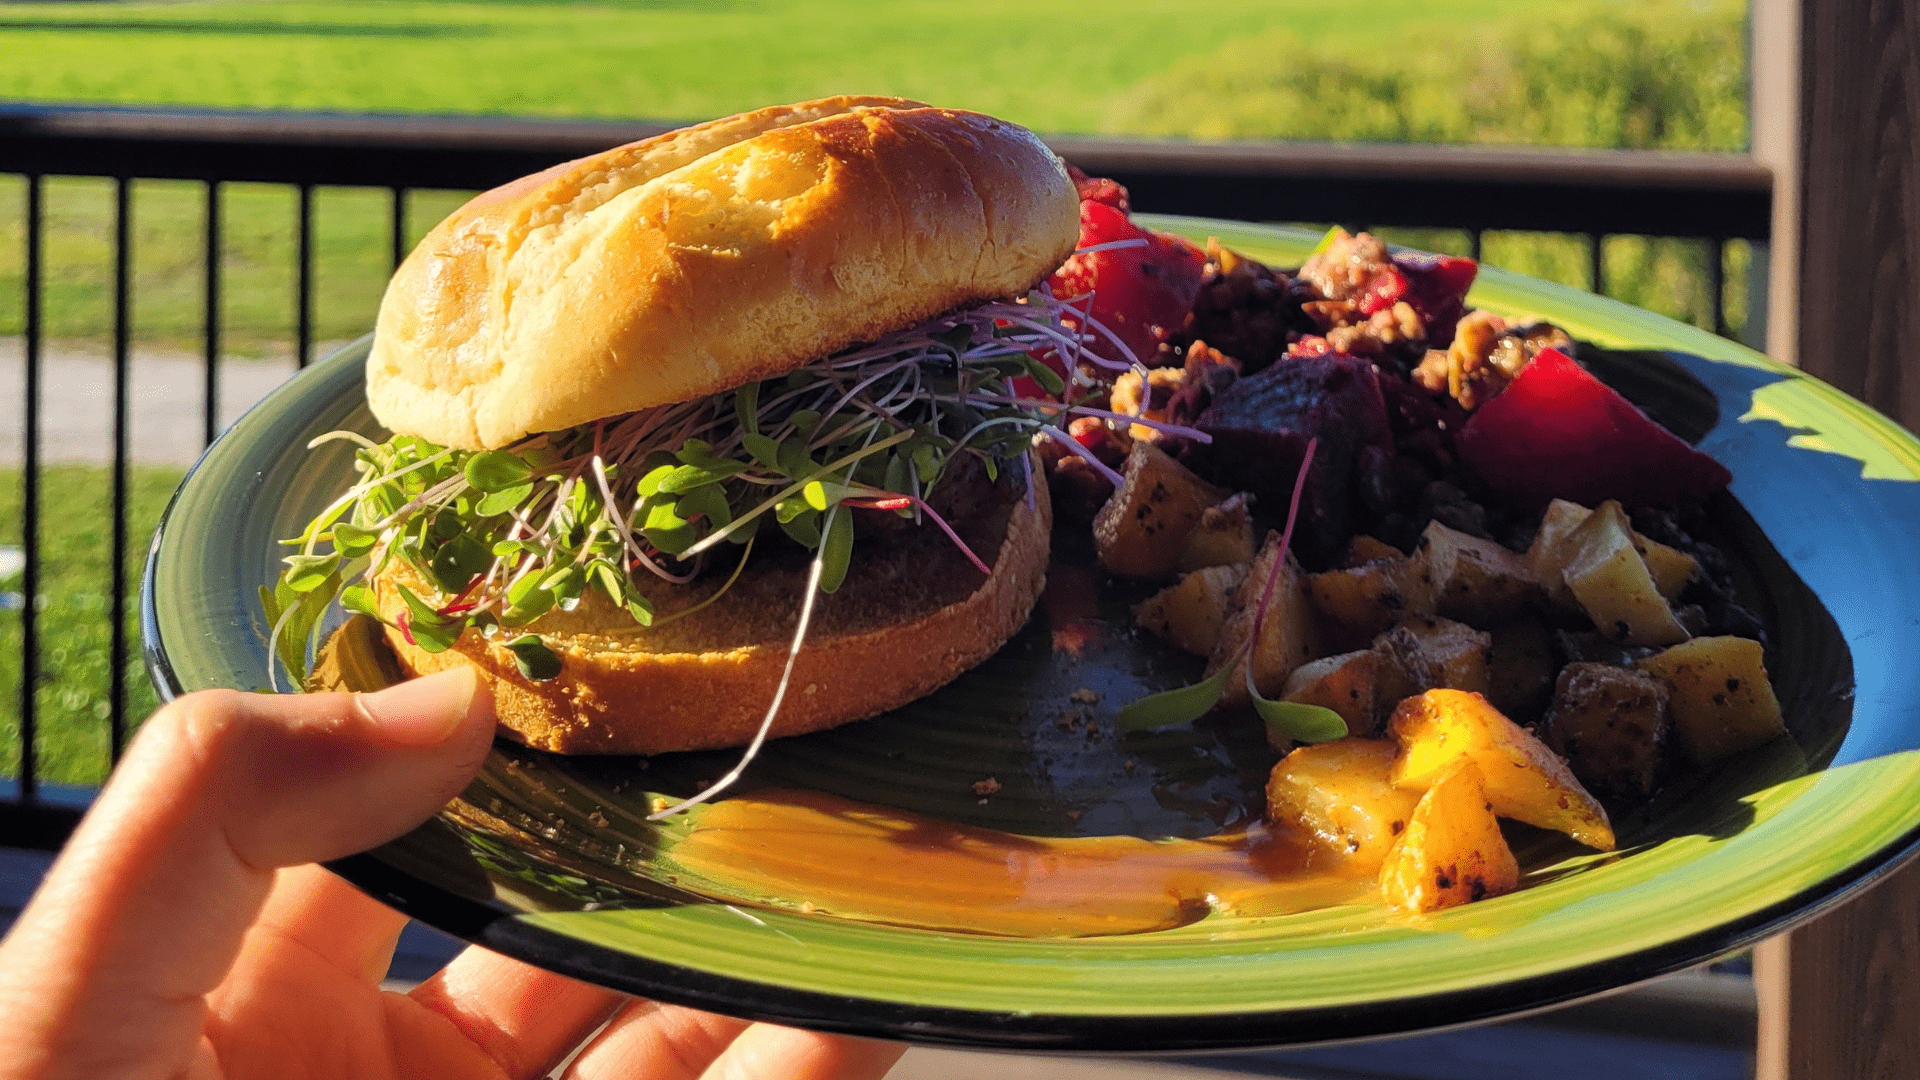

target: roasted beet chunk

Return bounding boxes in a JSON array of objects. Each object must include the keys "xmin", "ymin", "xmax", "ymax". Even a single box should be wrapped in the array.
[
  {"xmin": 1188, "ymin": 355, "xmax": 1393, "ymax": 561},
  {"xmin": 1391, "ymin": 252, "xmax": 1477, "ymax": 347},
  {"xmin": 1455, "ymin": 347, "xmax": 1731, "ymax": 507}
]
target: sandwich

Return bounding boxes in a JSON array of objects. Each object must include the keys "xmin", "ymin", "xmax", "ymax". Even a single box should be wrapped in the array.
[{"xmin": 274, "ymin": 97, "xmax": 1087, "ymax": 762}]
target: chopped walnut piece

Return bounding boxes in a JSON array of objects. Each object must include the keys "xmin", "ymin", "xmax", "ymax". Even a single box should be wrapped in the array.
[{"xmin": 1298, "ymin": 228, "xmax": 1394, "ymax": 303}]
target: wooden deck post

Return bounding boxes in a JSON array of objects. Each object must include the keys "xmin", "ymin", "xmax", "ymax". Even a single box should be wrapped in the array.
[{"xmin": 1752, "ymin": 1, "xmax": 1920, "ymax": 1076}]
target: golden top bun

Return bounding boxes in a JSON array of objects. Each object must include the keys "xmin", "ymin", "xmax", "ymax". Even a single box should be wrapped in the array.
[
  {"xmin": 367, "ymin": 96, "xmax": 1080, "ymax": 450},
  {"xmin": 373, "ymin": 472, "xmax": 1050, "ymax": 755}
]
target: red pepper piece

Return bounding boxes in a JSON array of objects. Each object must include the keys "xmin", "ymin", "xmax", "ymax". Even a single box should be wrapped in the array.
[
  {"xmin": 1066, "ymin": 163, "xmax": 1129, "ymax": 212},
  {"xmin": 1456, "ymin": 348, "xmax": 1731, "ymax": 507},
  {"xmin": 1049, "ymin": 200, "xmax": 1206, "ymax": 367}
]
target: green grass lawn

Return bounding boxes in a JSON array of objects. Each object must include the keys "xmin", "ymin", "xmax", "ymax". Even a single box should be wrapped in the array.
[
  {"xmin": 0, "ymin": 466, "xmax": 185, "ymax": 787},
  {"xmin": 0, "ymin": 0, "xmax": 1552, "ymax": 133}
]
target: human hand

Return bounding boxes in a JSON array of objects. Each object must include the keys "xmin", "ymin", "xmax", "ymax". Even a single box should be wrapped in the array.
[{"xmin": 0, "ymin": 670, "xmax": 906, "ymax": 1080}]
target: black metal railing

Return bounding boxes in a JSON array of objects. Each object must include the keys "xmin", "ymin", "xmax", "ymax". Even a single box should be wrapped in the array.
[{"xmin": 0, "ymin": 103, "xmax": 1776, "ymax": 849}]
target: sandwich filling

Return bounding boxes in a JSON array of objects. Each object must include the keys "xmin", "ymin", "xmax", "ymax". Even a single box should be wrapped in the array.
[{"xmin": 270, "ymin": 285, "xmax": 1206, "ymax": 791}]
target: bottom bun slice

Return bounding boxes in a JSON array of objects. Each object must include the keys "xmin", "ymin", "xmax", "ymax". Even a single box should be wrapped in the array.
[{"xmin": 374, "ymin": 472, "xmax": 1050, "ymax": 755}]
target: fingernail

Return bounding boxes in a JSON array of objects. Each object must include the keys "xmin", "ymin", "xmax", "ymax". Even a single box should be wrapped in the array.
[{"xmin": 360, "ymin": 668, "xmax": 480, "ymax": 746}]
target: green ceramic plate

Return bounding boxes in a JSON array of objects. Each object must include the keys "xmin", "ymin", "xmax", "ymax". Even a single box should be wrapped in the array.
[{"xmin": 144, "ymin": 219, "xmax": 1920, "ymax": 1050}]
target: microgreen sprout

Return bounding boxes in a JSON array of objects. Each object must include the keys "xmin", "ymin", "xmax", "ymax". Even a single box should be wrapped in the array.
[
  {"xmin": 1115, "ymin": 438, "xmax": 1348, "ymax": 744},
  {"xmin": 268, "ymin": 290, "xmax": 1207, "ymax": 709}
]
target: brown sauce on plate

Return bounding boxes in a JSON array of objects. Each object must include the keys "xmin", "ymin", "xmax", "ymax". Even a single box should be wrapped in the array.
[{"xmin": 670, "ymin": 789, "xmax": 1375, "ymax": 937}]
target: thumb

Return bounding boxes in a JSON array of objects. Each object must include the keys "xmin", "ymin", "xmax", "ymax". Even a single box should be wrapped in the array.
[{"xmin": 0, "ymin": 669, "xmax": 494, "ymax": 1080}]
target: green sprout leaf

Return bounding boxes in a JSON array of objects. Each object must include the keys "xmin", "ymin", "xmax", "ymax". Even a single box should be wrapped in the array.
[
  {"xmin": 625, "ymin": 596, "xmax": 655, "ymax": 626},
  {"xmin": 505, "ymin": 634, "xmax": 563, "ymax": 681},
  {"xmin": 636, "ymin": 463, "xmax": 677, "ymax": 498},
  {"xmin": 778, "ymin": 508, "xmax": 821, "ymax": 548},
  {"xmin": 503, "ymin": 570, "xmax": 556, "ymax": 625},
  {"xmin": 735, "ymin": 380, "xmax": 761, "ymax": 434},
  {"xmin": 283, "ymin": 553, "xmax": 342, "ymax": 593},
  {"xmin": 396, "ymin": 584, "xmax": 460, "ymax": 654},
  {"xmin": 743, "ymin": 432, "xmax": 781, "ymax": 469},
  {"xmin": 340, "ymin": 583, "xmax": 381, "ymax": 620},
  {"xmin": 1115, "ymin": 658, "xmax": 1236, "ymax": 731},
  {"xmin": 777, "ymin": 437, "xmax": 815, "ymax": 479},
  {"xmin": 1251, "ymin": 695, "xmax": 1349, "ymax": 744},
  {"xmin": 330, "ymin": 522, "xmax": 380, "ymax": 559},
  {"xmin": 658, "ymin": 460, "xmax": 747, "ymax": 494},
  {"xmin": 1021, "ymin": 354, "xmax": 1066, "ymax": 395},
  {"xmin": 801, "ymin": 479, "xmax": 860, "ymax": 512},
  {"xmin": 429, "ymin": 533, "xmax": 492, "ymax": 593},
  {"xmin": 642, "ymin": 500, "xmax": 698, "ymax": 555},
  {"xmin": 675, "ymin": 484, "xmax": 733, "ymax": 528},
  {"xmin": 475, "ymin": 482, "xmax": 534, "ymax": 517},
  {"xmin": 464, "ymin": 450, "xmax": 532, "ymax": 492},
  {"xmin": 818, "ymin": 508, "xmax": 854, "ymax": 593}
]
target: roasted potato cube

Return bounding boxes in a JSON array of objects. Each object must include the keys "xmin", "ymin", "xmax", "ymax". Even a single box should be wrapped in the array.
[
  {"xmin": 1373, "ymin": 615, "xmax": 1491, "ymax": 698},
  {"xmin": 1531, "ymin": 499, "xmax": 1698, "ymax": 606},
  {"xmin": 1281, "ymin": 650, "xmax": 1393, "ymax": 737},
  {"xmin": 1308, "ymin": 555, "xmax": 1427, "ymax": 648},
  {"xmin": 1209, "ymin": 532, "xmax": 1321, "ymax": 707},
  {"xmin": 1176, "ymin": 493, "xmax": 1257, "ymax": 571},
  {"xmin": 1486, "ymin": 619, "xmax": 1559, "ymax": 722},
  {"xmin": 1418, "ymin": 520, "xmax": 1543, "ymax": 625},
  {"xmin": 1389, "ymin": 689, "xmax": 1615, "ymax": 850},
  {"xmin": 1634, "ymin": 538, "xmax": 1697, "ymax": 601},
  {"xmin": 1344, "ymin": 534, "xmax": 1404, "ymax": 567},
  {"xmin": 1542, "ymin": 662, "xmax": 1672, "ymax": 800},
  {"xmin": 1133, "ymin": 563, "xmax": 1249, "ymax": 657},
  {"xmin": 1560, "ymin": 501, "xmax": 1690, "ymax": 646},
  {"xmin": 1267, "ymin": 738, "xmax": 1420, "ymax": 874},
  {"xmin": 1379, "ymin": 761, "xmax": 1520, "ymax": 912},
  {"xmin": 1093, "ymin": 442, "xmax": 1229, "ymax": 580},
  {"xmin": 1638, "ymin": 636, "xmax": 1786, "ymax": 763}
]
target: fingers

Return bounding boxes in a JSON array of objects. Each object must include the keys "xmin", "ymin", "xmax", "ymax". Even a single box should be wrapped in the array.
[
  {"xmin": 409, "ymin": 945, "xmax": 626, "ymax": 1080},
  {"xmin": 0, "ymin": 670, "xmax": 494, "ymax": 1080},
  {"xmin": 244, "ymin": 864, "xmax": 412, "ymax": 987},
  {"xmin": 564, "ymin": 999, "xmax": 906, "ymax": 1080}
]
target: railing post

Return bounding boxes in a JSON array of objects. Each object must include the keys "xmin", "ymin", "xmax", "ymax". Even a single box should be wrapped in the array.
[{"xmin": 1753, "ymin": 0, "xmax": 1920, "ymax": 1074}]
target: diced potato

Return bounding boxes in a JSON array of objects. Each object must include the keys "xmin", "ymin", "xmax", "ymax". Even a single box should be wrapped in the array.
[
  {"xmin": 1379, "ymin": 761, "xmax": 1520, "ymax": 912},
  {"xmin": 1267, "ymin": 738, "xmax": 1421, "ymax": 875},
  {"xmin": 1542, "ymin": 662, "xmax": 1672, "ymax": 800},
  {"xmin": 1093, "ymin": 442, "xmax": 1229, "ymax": 580},
  {"xmin": 1307, "ymin": 555, "xmax": 1425, "ymax": 648},
  {"xmin": 1530, "ymin": 498, "xmax": 1698, "ymax": 606},
  {"xmin": 1388, "ymin": 689, "xmax": 1615, "ymax": 851},
  {"xmin": 1635, "ymin": 538, "xmax": 1698, "ymax": 601},
  {"xmin": 1344, "ymin": 534, "xmax": 1404, "ymax": 567},
  {"xmin": 1638, "ymin": 636, "xmax": 1787, "ymax": 763},
  {"xmin": 1176, "ymin": 493, "xmax": 1257, "ymax": 571},
  {"xmin": 1209, "ymin": 532, "xmax": 1321, "ymax": 707},
  {"xmin": 1559, "ymin": 501, "xmax": 1690, "ymax": 646},
  {"xmin": 1373, "ymin": 615, "xmax": 1491, "ymax": 698},
  {"xmin": 1418, "ymin": 520, "xmax": 1544, "ymax": 625},
  {"xmin": 1133, "ymin": 563, "xmax": 1249, "ymax": 657},
  {"xmin": 1281, "ymin": 649, "xmax": 1393, "ymax": 737},
  {"xmin": 1486, "ymin": 619, "xmax": 1559, "ymax": 722}
]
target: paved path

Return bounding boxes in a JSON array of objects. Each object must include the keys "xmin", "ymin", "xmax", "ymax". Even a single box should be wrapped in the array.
[{"xmin": 0, "ymin": 338, "xmax": 306, "ymax": 467}]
